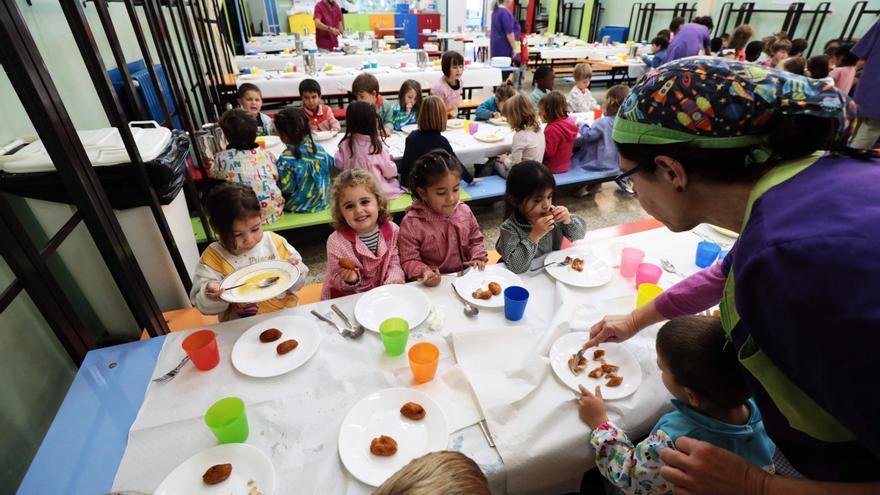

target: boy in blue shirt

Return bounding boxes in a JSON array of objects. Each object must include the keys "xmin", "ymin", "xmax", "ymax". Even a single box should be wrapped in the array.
[{"xmin": 642, "ymin": 36, "xmax": 670, "ymax": 69}]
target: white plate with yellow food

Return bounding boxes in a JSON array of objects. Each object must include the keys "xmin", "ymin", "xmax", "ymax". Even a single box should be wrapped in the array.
[
  {"xmin": 453, "ymin": 264, "xmax": 523, "ymax": 309},
  {"xmin": 488, "ymin": 116, "xmax": 509, "ymax": 126},
  {"xmin": 154, "ymin": 443, "xmax": 275, "ymax": 495},
  {"xmin": 473, "ymin": 129, "xmax": 504, "ymax": 143},
  {"xmin": 231, "ymin": 315, "xmax": 321, "ymax": 378},
  {"xmin": 312, "ymin": 129, "xmax": 339, "ymax": 141},
  {"xmin": 549, "ymin": 332, "xmax": 642, "ymax": 400},
  {"xmin": 220, "ymin": 260, "xmax": 299, "ymax": 304},
  {"xmin": 544, "ymin": 247, "xmax": 613, "ymax": 288}
]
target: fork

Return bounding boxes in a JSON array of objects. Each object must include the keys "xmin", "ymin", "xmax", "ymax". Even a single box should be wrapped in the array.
[
  {"xmin": 311, "ymin": 309, "xmax": 356, "ymax": 338},
  {"xmin": 568, "ymin": 347, "xmax": 588, "ymax": 375},
  {"xmin": 331, "ymin": 304, "xmax": 365, "ymax": 338},
  {"xmin": 530, "ymin": 258, "xmax": 571, "ymax": 272},
  {"xmin": 152, "ymin": 356, "xmax": 190, "ymax": 383}
]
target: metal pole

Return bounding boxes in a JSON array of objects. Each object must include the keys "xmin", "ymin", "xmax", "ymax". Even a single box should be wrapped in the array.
[
  {"xmin": 121, "ymin": 0, "xmax": 174, "ymax": 127},
  {"xmin": 164, "ymin": 0, "xmax": 210, "ymax": 124},
  {"xmin": 175, "ymin": 0, "xmax": 220, "ymax": 122},
  {"xmin": 188, "ymin": 0, "xmax": 223, "ymax": 115}
]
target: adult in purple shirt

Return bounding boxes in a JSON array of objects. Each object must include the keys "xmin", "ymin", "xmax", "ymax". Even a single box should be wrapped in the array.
[
  {"xmin": 851, "ymin": 18, "xmax": 880, "ymax": 148},
  {"xmin": 314, "ymin": 0, "xmax": 344, "ymax": 51},
  {"xmin": 662, "ymin": 16, "xmax": 713, "ymax": 64},
  {"xmin": 490, "ymin": 0, "xmax": 517, "ymax": 59},
  {"xmin": 587, "ymin": 58, "xmax": 880, "ymax": 494}
]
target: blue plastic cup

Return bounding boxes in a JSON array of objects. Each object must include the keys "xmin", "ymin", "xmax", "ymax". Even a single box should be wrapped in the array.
[
  {"xmin": 504, "ymin": 286, "xmax": 530, "ymax": 321},
  {"xmin": 695, "ymin": 241, "xmax": 722, "ymax": 268}
]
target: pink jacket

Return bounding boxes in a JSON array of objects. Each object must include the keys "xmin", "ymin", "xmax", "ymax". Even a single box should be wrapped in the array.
[
  {"xmin": 398, "ymin": 201, "xmax": 488, "ymax": 280},
  {"xmin": 334, "ymin": 134, "xmax": 402, "ymax": 199},
  {"xmin": 543, "ymin": 116, "xmax": 578, "ymax": 173},
  {"xmin": 430, "ymin": 76, "xmax": 463, "ymax": 113},
  {"xmin": 321, "ymin": 221, "xmax": 406, "ymax": 300},
  {"xmin": 303, "ymin": 103, "xmax": 341, "ymax": 132}
]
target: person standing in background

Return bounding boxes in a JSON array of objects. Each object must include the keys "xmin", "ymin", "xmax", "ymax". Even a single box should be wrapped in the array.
[
  {"xmin": 490, "ymin": 0, "xmax": 517, "ymax": 59},
  {"xmin": 314, "ymin": 0, "xmax": 344, "ymax": 52},
  {"xmin": 851, "ymin": 19, "xmax": 880, "ymax": 149},
  {"xmin": 663, "ymin": 16, "xmax": 714, "ymax": 63}
]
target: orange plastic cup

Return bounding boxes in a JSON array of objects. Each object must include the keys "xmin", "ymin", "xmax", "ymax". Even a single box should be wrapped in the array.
[
  {"xmin": 182, "ymin": 330, "xmax": 220, "ymax": 371},
  {"xmin": 408, "ymin": 342, "xmax": 439, "ymax": 384},
  {"xmin": 593, "ymin": 108, "xmax": 603, "ymax": 121}
]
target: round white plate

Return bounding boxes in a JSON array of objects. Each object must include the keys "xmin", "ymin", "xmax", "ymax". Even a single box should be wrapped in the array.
[
  {"xmin": 280, "ymin": 71, "xmax": 305, "ymax": 79},
  {"xmin": 312, "ymin": 130, "xmax": 338, "ymax": 141},
  {"xmin": 338, "ymin": 388, "xmax": 448, "ymax": 487},
  {"xmin": 364, "ymin": 67, "xmax": 388, "ymax": 74},
  {"xmin": 154, "ymin": 444, "xmax": 275, "ymax": 495},
  {"xmin": 237, "ymin": 73, "xmax": 262, "ymax": 81},
  {"xmin": 231, "ymin": 315, "xmax": 321, "ymax": 378},
  {"xmin": 400, "ymin": 124, "xmax": 418, "ymax": 134},
  {"xmin": 257, "ymin": 135, "xmax": 282, "ymax": 148},
  {"xmin": 354, "ymin": 284, "xmax": 431, "ymax": 333},
  {"xmin": 710, "ymin": 224, "xmax": 739, "ymax": 238},
  {"xmin": 399, "ymin": 66, "xmax": 421, "ymax": 72},
  {"xmin": 473, "ymin": 131, "xmax": 503, "ymax": 143},
  {"xmin": 549, "ymin": 333, "xmax": 642, "ymax": 400},
  {"xmin": 544, "ymin": 248, "xmax": 613, "ymax": 288},
  {"xmin": 447, "ymin": 119, "xmax": 465, "ymax": 129},
  {"xmin": 488, "ymin": 117, "xmax": 509, "ymax": 126},
  {"xmin": 324, "ymin": 69, "xmax": 350, "ymax": 76},
  {"xmin": 220, "ymin": 260, "xmax": 299, "ymax": 304},
  {"xmin": 453, "ymin": 265, "xmax": 523, "ymax": 309}
]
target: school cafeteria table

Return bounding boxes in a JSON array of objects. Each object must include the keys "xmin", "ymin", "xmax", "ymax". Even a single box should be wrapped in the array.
[
  {"xmin": 246, "ymin": 35, "xmax": 388, "ymax": 53},
  {"xmin": 19, "ymin": 223, "xmax": 736, "ymax": 495},
  {"xmin": 236, "ymin": 51, "xmax": 420, "ymax": 71}
]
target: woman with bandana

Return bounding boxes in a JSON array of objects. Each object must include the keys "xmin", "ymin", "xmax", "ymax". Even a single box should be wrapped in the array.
[{"xmin": 585, "ymin": 58, "xmax": 880, "ymax": 494}]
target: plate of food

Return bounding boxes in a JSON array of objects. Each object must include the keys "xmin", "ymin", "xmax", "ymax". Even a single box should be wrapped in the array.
[
  {"xmin": 280, "ymin": 71, "xmax": 305, "ymax": 79},
  {"xmin": 237, "ymin": 73, "xmax": 262, "ymax": 81},
  {"xmin": 338, "ymin": 388, "xmax": 448, "ymax": 487},
  {"xmin": 543, "ymin": 248, "xmax": 613, "ymax": 288},
  {"xmin": 399, "ymin": 66, "xmax": 421, "ymax": 72},
  {"xmin": 231, "ymin": 315, "xmax": 321, "ymax": 378},
  {"xmin": 364, "ymin": 67, "xmax": 389, "ymax": 74},
  {"xmin": 488, "ymin": 116, "xmax": 509, "ymax": 126},
  {"xmin": 312, "ymin": 130, "xmax": 339, "ymax": 141},
  {"xmin": 354, "ymin": 284, "xmax": 431, "ymax": 333},
  {"xmin": 324, "ymin": 68, "xmax": 350, "ymax": 76},
  {"xmin": 709, "ymin": 224, "xmax": 739, "ymax": 238},
  {"xmin": 473, "ymin": 130, "xmax": 504, "ymax": 143},
  {"xmin": 153, "ymin": 443, "xmax": 275, "ymax": 495},
  {"xmin": 452, "ymin": 264, "xmax": 523, "ymax": 309},
  {"xmin": 549, "ymin": 332, "xmax": 642, "ymax": 400},
  {"xmin": 446, "ymin": 118, "xmax": 465, "ymax": 129},
  {"xmin": 400, "ymin": 124, "xmax": 418, "ymax": 134},
  {"xmin": 220, "ymin": 260, "xmax": 299, "ymax": 304}
]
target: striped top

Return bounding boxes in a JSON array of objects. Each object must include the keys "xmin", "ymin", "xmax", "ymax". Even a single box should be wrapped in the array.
[
  {"xmin": 358, "ymin": 227, "xmax": 380, "ymax": 254},
  {"xmin": 495, "ymin": 212, "xmax": 587, "ymax": 274}
]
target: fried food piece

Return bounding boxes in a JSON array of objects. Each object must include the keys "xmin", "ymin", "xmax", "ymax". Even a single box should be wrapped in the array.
[
  {"xmin": 202, "ymin": 463, "xmax": 232, "ymax": 485},
  {"xmin": 588, "ymin": 367, "xmax": 604, "ymax": 378},
  {"xmin": 601, "ymin": 363, "xmax": 620, "ymax": 374},
  {"xmin": 471, "ymin": 289, "xmax": 493, "ymax": 300},
  {"xmin": 568, "ymin": 354, "xmax": 588, "ymax": 375},
  {"xmin": 564, "ymin": 256, "xmax": 574, "ymax": 263},
  {"xmin": 488, "ymin": 282, "xmax": 502, "ymax": 295},
  {"xmin": 571, "ymin": 258, "xmax": 585, "ymax": 272},
  {"xmin": 276, "ymin": 339, "xmax": 299, "ymax": 355},
  {"xmin": 400, "ymin": 402, "xmax": 427, "ymax": 420},
  {"xmin": 606, "ymin": 374, "xmax": 624, "ymax": 387},
  {"xmin": 259, "ymin": 328, "xmax": 282, "ymax": 343},
  {"xmin": 592, "ymin": 349, "xmax": 605, "ymax": 360},
  {"xmin": 339, "ymin": 257, "xmax": 356, "ymax": 270},
  {"xmin": 370, "ymin": 435, "xmax": 398, "ymax": 456}
]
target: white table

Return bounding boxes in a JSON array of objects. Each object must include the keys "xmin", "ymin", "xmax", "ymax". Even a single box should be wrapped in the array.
[
  {"xmin": 246, "ymin": 35, "xmax": 391, "ymax": 53},
  {"xmin": 236, "ymin": 51, "xmax": 420, "ymax": 71},
  {"xmin": 532, "ymin": 45, "xmax": 649, "ymax": 80}
]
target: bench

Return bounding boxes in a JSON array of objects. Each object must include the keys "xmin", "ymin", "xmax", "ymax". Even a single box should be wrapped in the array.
[{"xmin": 457, "ymin": 97, "xmax": 487, "ymax": 119}]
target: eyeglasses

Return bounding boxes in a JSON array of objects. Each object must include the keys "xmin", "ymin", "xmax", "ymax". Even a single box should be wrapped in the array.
[{"xmin": 614, "ymin": 163, "xmax": 647, "ymax": 196}]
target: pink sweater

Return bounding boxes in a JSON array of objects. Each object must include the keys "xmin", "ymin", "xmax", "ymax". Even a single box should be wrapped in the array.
[
  {"xmin": 543, "ymin": 116, "xmax": 578, "ymax": 173},
  {"xmin": 430, "ymin": 76, "xmax": 463, "ymax": 113},
  {"xmin": 321, "ymin": 221, "xmax": 406, "ymax": 300},
  {"xmin": 334, "ymin": 134, "xmax": 402, "ymax": 199},
  {"xmin": 653, "ymin": 262, "xmax": 726, "ymax": 319},
  {"xmin": 398, "ymin": 201, "xmax": 488, "ymax": 280}
]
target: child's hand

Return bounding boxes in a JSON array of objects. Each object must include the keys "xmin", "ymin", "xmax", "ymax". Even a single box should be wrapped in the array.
[
  {"xmin": 578, "ymin": 384, "xmax": 609, "ymax": 429},
  {"xmin": 529, "ymin": 214, "xmax": 555, "ymax": 243},
  {"xmin": 421, "ymin": 267, "xmax": 441, "ymax": 287},
  {"xmin": 205, "ymin": 281, "xmax": 224, "ymax": 301},
  {"xmin": 464, "ymin": 259, "xmax": 486, "ymax": 271},
  {"xmin": 470, "ymin": 177, "xmax": 483, "ymax": 184},
  {"xmin": 551, "ymin": 205, "xmax": 572, "ymax": 225},
  {"xmin": 382, "ymin": 127, "xmax": 392, "ymax": 137},
  {"xmin": 497, "ymin": 153, "xmax": 508, "ymax": 163},
  {"xmin": 339, "ymin": 268, "xmax": 359, "ymax": 285},
  {"xmin": 491, "ymin": 111, "xmax": 501, "ymax": 118},
  {"xmin": 236, "ymin": 303, "xmax": 259, "ymax": 318}
]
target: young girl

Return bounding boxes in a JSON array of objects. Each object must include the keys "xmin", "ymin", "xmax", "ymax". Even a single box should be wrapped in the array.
[
  {"xmin": 572, "ymin": 84, "xmax": 630, "ymax": 177},
  {"xmin": 237, "ymin": 83, "xmax": 274, "ymax": 136},
  {"xmin": 334, "ymin": 101, "xmax": 403, "ymax": 199},
  {"xmin": 495, "ymin": 161, "xmax": 586, "ymax": 274},
  {"xmin": 191, "ymin": 184, "xmax": 308, "ymax": 320},
  {"xmin": 540, "ymin": 91, "xmax": 577, "ymax": 174},
  {"xmin": 430, "ymin": 51, "xmax": 465, "ymax": 116},
  {"xmin": 829, "ymin": 43, "xmax": 858, "ymax": 94},
  {"xmin": 494, "ymin": 92, "xmax": 545, "ymax": 178},
  {"xmin": 214, "ymin": 108, "xmax": 284, "ymax": 224},
  {"xmin": 391, "ymin": 79, "xmax": 422, "ymax": 131},
  {"xmin": 321, "ymin": 169, "xmax": 405, "ymax": 300},
  {"xmin": 566, "ymin": 63, "xmax": 599, "ymax": 113},
  {"xmin": 274, "ymin": 107, "xmax": 334, "ymax": 213},
  {"xmin": 398, "ymin": 149, "xmax": 488, "ymax": 286},
  {"xmin": 725, "ymin": 23, "xmax": 753, "ymax": 61},
  {"xmin": 476, "ymin": 81, "xmax": 516, "ymax": 121},
  {"xmin": 400, "ymin": 96, "xmax": 474, "ymax": 185}
]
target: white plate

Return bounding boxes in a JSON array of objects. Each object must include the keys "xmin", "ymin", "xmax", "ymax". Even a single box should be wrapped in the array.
[
  {"xmin": 399, "ymin": 66, "xmax": 421, "ymax": 72},
  {"xmin": 354, "ymin": 284, "xmax": 431, "ymax": 333},
  {"xmin": 446, "ymin": 119, "xmax": 465, "ymax": 129},
  {"xmin": 324, "ymin": 69, "xmax": 350, "ymax": 76},
  {"xmin": 338, "ymin": 388, "xmax": 448, "ymax": 487},
  {"xmin": 231, "ymin": 315, "xmax": 321, "ymax": 378},
  {"xmin": 473, "ymin": 131, "xmax": 503, "ymax": 143},
  {"xmin": 364, "ymin": 67, "xmax": 389, "ymax": 74},
  {"xmin": 154, "ymin": 444, "xmax": 275, "ymax": 495},
  {"xmin": 488, "ymin": 117, "xmax": 509, "ymax": 126},
  {"xmin": 400, "ymin": 124, "xmax": 418, "ymax": 134},
  {"xmin": 549, "ymin": 333, "xmax": 642, "ymax": 400},
  {"xmin": 257, "ymin": 135, "xmax": 282, "ymax": 148},
  {"xmin": 544, "ymin": 248, "xmax": 613, "ymax": 288},
  {"xmin": 279, "ymin": 71, "xmax": 305, "ymax": 79},
  {"xmin": 220, "ymin": 260, "xmax": 299, "ymax": 304},
  {"xmin": 237, "ymin": 73, "xmax": 262, "ymax": 81},
  {"xmin": 453, "ymin": 265, "xmax": 523, "ymax": 309},
  {"xmin": 710, "ymin": 224, "xmax": 739, "ymax": 238},
  {"xmin": 312, "ymin": 130, "xmax": 338, "ymax": 141}
]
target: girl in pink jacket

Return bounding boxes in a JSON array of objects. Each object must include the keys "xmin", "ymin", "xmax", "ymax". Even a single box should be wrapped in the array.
[
  {"xmin": 398, "ymin": 149, "xmax": 488, "ymax": 286},
  {"xmin": 321, "ymin": 169, "xmax": 405, "ymax": 300},
  {"xmin": 430, "ymin": 51, "xmax": 464, "ymax": 116},
  {"xmin": 334, "ymin": 101, "xmax": 403, "ymax": 199}
]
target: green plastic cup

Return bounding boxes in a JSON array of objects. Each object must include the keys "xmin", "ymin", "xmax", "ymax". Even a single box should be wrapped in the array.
[
  {"xmin": 379, "ymin": 317, "xmax": 409, "ymax": 356},
  {"xmin": 204, "ymin": 397, "xmax": 249, "ymax": 444}
]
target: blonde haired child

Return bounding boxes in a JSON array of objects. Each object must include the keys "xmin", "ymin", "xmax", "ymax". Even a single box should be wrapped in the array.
[
  {"xmin": 566, "ymin": 63, "xmax": 599, "ymax": 113},
  {"xmin": 321, "ymin": 169, "xmax": 405, "ymax": 300},
  {"xmin": 400, "ymin": 96, "xmax": 474, "ymax": 185},
  {"xmin": 374, "ymin": 451, "xmax": 491, "ymax": 495},
  {"xmin": 572, "ymin": 84, "xmax": 630, "ymax": 179},
  {"xmin": 495, "ymin": 92, "xmax": 545, "ymax": 178},
  {"xmin": 237, "ymin": 83, "xmax": 273, "ymax": 136}
]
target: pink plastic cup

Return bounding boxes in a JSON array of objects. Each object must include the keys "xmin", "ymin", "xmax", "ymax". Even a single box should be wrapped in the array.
[
  {"xmin": 620, "ymin": 247, "xmax": 645, "ymax": 278},
  {"xmin": 635, "ymin": 262, "xmax": 662, "ymax": 287}
]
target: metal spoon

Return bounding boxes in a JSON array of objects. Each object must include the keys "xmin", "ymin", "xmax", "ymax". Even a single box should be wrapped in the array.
[
  {"xmin": 660, "ymin": 259, "xmax": 686, "ymax": 279},
  {"xmin": 330, "ymin": 304, "xmax": 365, "ymax": 338},
  {"xmin": 224, "ymin": 276, "xmax": 280, "ymax": 291},
  {"xmin": 451, "ymin": 285, "xmax": 479, "ymax": 317}
]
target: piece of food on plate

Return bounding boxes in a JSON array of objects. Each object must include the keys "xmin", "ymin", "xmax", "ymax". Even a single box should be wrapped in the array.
[
  {"xmin": 488, "ymin": 281, "xmax": 502, "ymax": 295},
  {"xmin": 592, "ymin": 349, "xmax": 605, "ymax": 360},
  {"xmin": 471, "ymin": 288, "xmax": 493, "ymax": 300},
  {"xmin": 588, "ymin": 367, "xmax": 604, "ymax": 378},
  {"xmin": 202, "ymin": 463, "xmax": 232, "ymax": 485},
  {"xmin": 400, "ymin": 401, "xmax": 427, "ymax": 420},
  {"xmin": 568, "ymin": 353, "xmax": 588, "ymax": 375},
  {"xmin": 370, "ymin": 435, "xmax": 398, "ymax": 456},
  {"xmin": 276, "ymin": 339, "xmax": 299, "ymax": 355},
  {"xmin": 339, "ymin": 257, "xmax": 357, "ymax": 270},
  {"xmin": 571, "ymin": 258, "xmax": 585, "ymax": 272},
  {"xmin": 601, "ymin": 363, "xmax": 620, "ymax": 374},
  {"xmin": 259, "ymin": 328, "xmax": 282, "ymax": 343},
  {"xmin": 606, "ymin": 374, "xmax": 624, "ymax": 387}
]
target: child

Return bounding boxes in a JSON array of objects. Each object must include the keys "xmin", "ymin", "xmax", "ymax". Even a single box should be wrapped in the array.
[
  {"xmin": 400, "ymin": 96, "xmax": 474, "ymax": 185},
  {"xmin": 494, "ymin": 92, "xmax": 545, "ymax": 178},
  {"xmin": 530, "ymin": 65, "xmax": 555, "ymax": 110},
  {"xmin": 762, "ymin": 39, "xmax": 791, "ymax": 68},
  {"xmin": 641, "ymin": 36, "xmax": 669, "ymax": 68},
  {"xmin": 374, "ymin": 451, "xmax": 491, "ymax": 495},
  {"xmin": 321, "ymin": 169, "xmax": 405, "ymax": 300},
  {"xmin": 540, "ymin": 91, "xmax": 577, "ymax": 174},
  {"xmin": 352, "ymin": 73, "xmax": 394, "ymax": 136},
  {"xmin": 566, "ymin": 63, "xmax": 599, "ymax": 112},
  {"xmin": 237, "ymin": 83, "xmax": 273, "ymax": 136},
  {"xmin": 298, "ymin": 78, "xmax": 341, "ymax": 132},
  {"xmin": 789, "ymin": 38, "xmax": 808, "ymax": 58},
  {"xmin": 476, "ymin": 81, "xmax": 516, "ymax": 121},
  {"xmin": 744, "ymin": 40, "xmax": 764, "ymax": 62},
  {"xmin": 829, "ymin": 43, "xmax": 858, "ymax": 94},
  {"xmin": 572, "ymin": 84, "xmax": 630, "ymax": 192},
  {"xmin": 779, "ymin": 56, "xmax": 806, "ymax": 76},
  {"xmin": 496, "ymin": 161, "xmax": 586, "ymax": 274},
  {"xmin": 725, "ymin": 24, "xmax": 753, "ymax": 61},
  {"xmin": 390, "ymin": 79, "xmax": 423, "ymax": 131},
  {"xmin": 578, "ymin": 316, "xmax": 776, "ymax": 494},
  {"xmin": 399, "ymin": 149, "xmax": 487, "ymax": 286},
  {"xmin": 274, "ymin": 107, "xmax": 334, "ymax": 213},
  {"xmin": 214, "ymin": 108, "xmax": 284, "ymax": 224},
  {"xmin": 807, "ymin": 54, "xmax": 834, "ymax": 85},
  {"xmin": 430, "ymin": 50, "xmax": 465, "ymax": 117},
  {"xmin": 334, "ymin": 101, "xmax": 403, "ymax": 199},
  {"xmin": 190, "ymin": 184, "xmax": 308, "ymax": 320}
]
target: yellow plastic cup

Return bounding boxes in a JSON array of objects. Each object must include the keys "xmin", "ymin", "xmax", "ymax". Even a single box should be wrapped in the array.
[{"xmin": 636, "ymin": 283, "xmax": 664, "ymax": 308}]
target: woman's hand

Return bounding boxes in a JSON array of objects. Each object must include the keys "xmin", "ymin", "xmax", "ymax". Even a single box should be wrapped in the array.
[
  {"xmin": 464, "ymin": 259, "xmax": 486, "ymax": 271},
  {"xmin": 420, "ymin": 267, "xmax": 441, "ymax": 287},
  {"xmin": 578, "ymin": 385, "xmax": 609, "ymax": 429},
  {"xmin": 529, "ymin": 215, "xmax": 555, "ymax": 243},
  {"xmin": 583, "ymin": 313, "xmax": 639, "ymax": 349},
  {"xmin": 205, "ymin": 281, "xmax": 224, "ymax": 301},
  {"xmin": 660, "ymin": 437, "xmax": 769, "ymax": 495},
  {"xmin": 551, "ymin": 205, "xmax": 572, "ymax": 225}
]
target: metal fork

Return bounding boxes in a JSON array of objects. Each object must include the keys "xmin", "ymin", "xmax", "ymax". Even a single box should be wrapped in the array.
[
  {"xmin": 152, "ymin": 356, "xmax": 190, "ymax": 383},
  {"xmin": 530, "ymin": 258, "xmax": 571, "ymax": 272},
  {"xmin": 311, "ymin": 309, "xmax": 356, "ymax": 338},
  {"xmin": 331, "ymin": 304, "xmax": 365, "ymax": 338},
  {"xmin": 568, "ymin": 347, "xmax": 588, "ymax": 375}
]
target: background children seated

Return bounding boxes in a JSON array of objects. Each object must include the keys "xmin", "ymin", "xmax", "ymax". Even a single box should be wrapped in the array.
[
  {"xmin": 530, "ymin": 65, "xmax": 555, "ymax": 110},
  {"xmin": 214, "ymin": 108, "xmax": 284, "ymax": 224},
  {"xmin": 430, "ymin": 51, "xmax": 465, "ymax": 116},
  {"xmin": 566, "ymin": 63, "xmax": 599, "ymax": 112},
  {"xmin": 400, "ymin": 96, "xmax": 474, "ymax": 185},
  {"xmin": 391, "ymin": 79, "xmax": 422, "ymax": 131},
  {"xmin": 274, "ymin": 107, "xmax": 334, "ymax": 213},
  {"xmin": 298, "ymin": 78, "xmax": 340, "ymax": 132},
  {"xmin": 744, "ymin": 40, "xmax": 764, "ymax": 62},
  {"xmin": 495, "ymin": 92, "xmax": 545, "ymax": 178},
  {"xmin": 807, "ymin": 54, "xmax": 834, "ymax": 85},
  {"xmin": 476, "ymin": 81, "xmax": 516, "ymax": 121},
  {"xmin": 572, "ymin": 84, "xmax": 630, "ymax": 193},
  {"xmin": 352, "ymin": 73, "xmax": 394, "ymax": 136},
  {"xmin": 373, "ymin": 451, "xmax": 490, "ymax": 495},
  {"xmin": 540, "ymin": 91, "xmax": 577, "ymax": 174},
  {"xmin": 335, "ymin": 101, "xmax": 402, "ymax": 199},
  {"xmin": 236, "ymin": 83, "xmax": 274, "ymax": 136},
  {"xmin": 830, "ymin": 43, "xmax": 859, "ymax": 94},
  {"xmin": 789, "ymin": 38, "xmax": 808, "ymax": 58},
  {"xmin": 762, "ymin": 38, "xmax": 791, "ymax": 67},
  {"xmin": 726, "ymin": 24, "xmax": 753, "ymax": 61},
  {"xmin": 779, "ymin": 56, "xmax": 806, "ymax": 76},
  {"xmin": 642, "ymin": 36, "xmax": 669, "ymax": 68}
]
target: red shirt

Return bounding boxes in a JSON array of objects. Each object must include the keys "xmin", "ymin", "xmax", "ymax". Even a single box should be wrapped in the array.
[{"xmin": 314, "ymin": 0, "xmax": 343, "ymax": 51}]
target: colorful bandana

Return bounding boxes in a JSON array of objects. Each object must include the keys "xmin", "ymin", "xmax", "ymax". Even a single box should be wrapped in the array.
[{"xmin": 613, "ymin": 57, "xmax": 879, "ymax": 159}]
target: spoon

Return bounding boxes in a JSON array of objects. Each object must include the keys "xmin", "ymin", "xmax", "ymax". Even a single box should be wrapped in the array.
[
  {"xmin": 224, "ymin": 276, "xmax": 280, "ymax": 291},
  {"xmin": 660, "ymin": 259, "xmax": 686, "ymax": 279},
  {"xmin": 450, "ymin": 284, "xmax": 479, "ymax": 317}
]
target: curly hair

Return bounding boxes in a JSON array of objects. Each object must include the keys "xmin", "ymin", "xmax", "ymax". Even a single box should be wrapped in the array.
[{"xmin": 330, "ymin": 168, "xmax": 390, "ymax": 231}]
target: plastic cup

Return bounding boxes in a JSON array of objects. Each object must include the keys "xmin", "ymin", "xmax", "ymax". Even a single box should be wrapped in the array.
[
  {"xmin": 463, "ymin": 119, "xmax": 472, "ymax": 133},
  {"xmin": 469, "ymin": 122, "xmax": 479, "ymax": 135},
  {"xmin": 593, "ymin": 108, "xmax": 603, "ymax": 121},
  {"xmin": 182, "ymin": 330, "xmax": 219, "ymax": 371},
  {"xmin": 379, "ymin": 317, "xmax": 409, "ymax": 356},
  {"xmin": 204, "ymin": 397, "xmax": 249, "ymax": 443},
  {"xmin": 504, "ymin": 285, "xmax": 530, "ymax": 321},
  {"xmin": 636, "ymin": 283, "xmax": 664, "ymax": 308},
  {"xmin": 635, "ymin": 262, "xmax": 662, "ymax": 287},
  {"xmin": 408, "ymin": 342, "xmax": 439, "ymax": 383},
  {"xmin": 695, "ymin": 241, "xmax": 722, "ymax": 268},
  {"xmin": 619, "ymin": 247, "xmax": 645, "ymax": 278}
]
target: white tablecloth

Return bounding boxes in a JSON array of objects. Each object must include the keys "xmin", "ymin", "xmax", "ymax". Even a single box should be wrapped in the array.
[
  {"xmin": 237, "ymin": 51, "xmax": 420, "ymax": 71},
  {"xmin": 246, "ymin": 35, "xmax": 389, "ymax": 53}
]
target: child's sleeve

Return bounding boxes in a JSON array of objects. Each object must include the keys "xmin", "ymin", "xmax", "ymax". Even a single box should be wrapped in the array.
[
  {"xmin": 543, "ymin": 125, "xmax": 559, "ymax": 159},
  {"xmin": 398, "ymin": 220, "xmax": 429, "ymax": 281},
  {"xmin": 579, "ymin": 121, "xmax": 605, "ymax": 144},
  {"xmin": 276, "ymin": 156, "xmax": 297, "ymax": 206},
  {"xmin": 590, "ymin": 422, "xmax": 675, "ymax": 495},
  {"xmin": 333, "ymin": 146, "xmax": 347, "ymax": 171},
  {"xmin": 495, "ymin": 222, "xmax": 538, "ymax": 274},
  {"xmin": 475, "ymin": 98, "xmax": 495, "ymax": 121},
  {"xmin": 384, "ymin": 239, "xmax": 406, "ymax": 284},
  {"xmin": 561, "ymin": 213, "xmax": 587, "ymax": 242},
  {"xmin": 382, "ymin": 102, "xmax": 395, "ymax": 131},
  {"xmin": 379, "ymin": 149, "xmax": 400, "ymax": 179},
  {"xmin": 324, "ymin": 236, "xmax": 363, "ymax": 298},
  {"xmin": 326, "ymin": 106, "xmax": 341, "ymax": 132},
  {"xmin": 274, "ymin": 233, "xmax": 309, "ymax": 292},
  {"xmin": 466, "ymin": 211, "xmax": 488, "ymax": 262},
  {"xmin": 189, "ymin": 252, "xmax": 230, "ymax": 316},
  {"xmin": 653, "ymin": 262, "xmax": 726, "ymax": 320}
]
